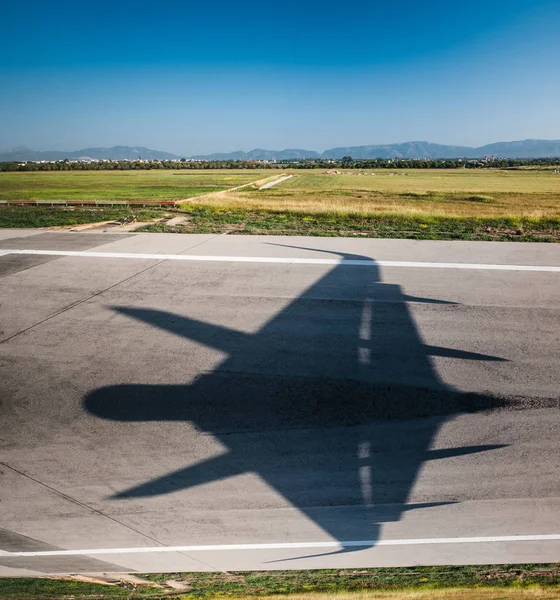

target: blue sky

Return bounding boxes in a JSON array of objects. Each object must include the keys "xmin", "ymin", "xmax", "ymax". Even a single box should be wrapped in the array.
[{"xmin": 1, "ymin": 0, "xmax": 559, "ymax": 155}]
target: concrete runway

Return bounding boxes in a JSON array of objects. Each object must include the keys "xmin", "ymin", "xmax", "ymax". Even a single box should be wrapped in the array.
[{"xmin": 0, "ymin": 230, "xmax": 559, "ymax": 576}]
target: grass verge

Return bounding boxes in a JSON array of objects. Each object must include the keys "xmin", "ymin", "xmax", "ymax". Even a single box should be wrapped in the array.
[
  {"xmin": 1, "ymin": 205, "xmax": 558, "ymax": 242},
  {"xmin": 1, "ymin": 565, "xmax": 559, "ymax": 600},
  {"xmin": 0, "ymin": 577, "xmax": 144, "ymax": 599},
  {"xmin": 139, "ymin": 207, "xmax": 560, "ymax": 242},
  {"xmin": 0, "ymin": 206, "xmax": 171, "ymax": 228}
]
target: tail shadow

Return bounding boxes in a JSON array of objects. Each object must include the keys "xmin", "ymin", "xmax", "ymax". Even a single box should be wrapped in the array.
[{"xmin": 84, "ymin": 247, "xmax": 510, "ymax": 559}]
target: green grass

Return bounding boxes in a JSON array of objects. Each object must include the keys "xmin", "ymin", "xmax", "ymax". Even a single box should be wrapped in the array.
[
  {"xmin": 1, "ymin": 169, "xmax": 559, "ymax": 241},
  {"xmin": 1, "ymin": 205, "xmax": 558, "ymax": 242},
  {"xmin": 279, "ymin": 169, "xmax": 560, "ymax": 194},
  {"xmin": 0, "ymin": 206, "xmax": 170, "ymax": 228},
  {"xmin": 0, "ymin": 171, "xmax": 266, "ymax": 202},
  {"xmin": 141, "ymin": 565, "xmax": 560, "ymax": 596},
  {"xmin": 2, "ymin": 565, "xmax": 558, "ymax": 600},
  {"xmin": 0, "ymin": 577, "xmax": 141, "ymax": 599},
  {"xmin": 139, "ymin": 206, "xmax": 560, "ymax": 242}
]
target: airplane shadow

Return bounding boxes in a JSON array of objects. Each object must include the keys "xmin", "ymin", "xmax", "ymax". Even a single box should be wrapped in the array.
[{"xmin": 84, "ymin": 248, "xmax": 509, "ymax": 559}]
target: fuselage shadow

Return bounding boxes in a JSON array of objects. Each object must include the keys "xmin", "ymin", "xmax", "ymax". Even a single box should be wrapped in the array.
[{"xmin": 84, "ymin": 249, "xmax": 508, "ymax": 557}]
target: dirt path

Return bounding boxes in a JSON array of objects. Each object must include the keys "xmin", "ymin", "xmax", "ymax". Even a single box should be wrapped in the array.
[
  {"xmin": 258, "ymin": 174, "xmax": 294, "ymax": 189},
  {"xmin": 175, "ymin": 173, "xmax": 290, "ymax": 205}
]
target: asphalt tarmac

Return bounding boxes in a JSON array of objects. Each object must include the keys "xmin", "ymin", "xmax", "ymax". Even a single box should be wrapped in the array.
[{"xmin": 0, "ymin": 230, "xmax": 559, "ymax": 575}]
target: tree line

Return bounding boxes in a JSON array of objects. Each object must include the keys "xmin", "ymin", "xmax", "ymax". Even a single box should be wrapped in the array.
[{"xmin": 1, "ymin": 157, "xmax": 559, "ymax": 172}]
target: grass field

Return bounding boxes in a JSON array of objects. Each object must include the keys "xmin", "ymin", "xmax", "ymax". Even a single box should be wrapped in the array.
[
  {"xmin": 140, "ymin": 207, "xmax": 559, "ymax": 241},
  {"xmin": 193, "ymin": 169, "xmax": 560, "ymax": 219},
  {"xmin": 1, "ymin": 168, "xmax": 559, "ymax": 241},
  {"xmin": 0, "ymin": 170, "xmax": 267, "ymax": 202},
  {"xmin": 1, "ymin": 565, "xmax": 559, "ymax": 600},
  {"xmin": 0, "ymin": 205, "xmax": 171, "ymax": 228}
]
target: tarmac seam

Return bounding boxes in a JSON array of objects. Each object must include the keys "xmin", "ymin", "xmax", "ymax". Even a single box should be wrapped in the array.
[
  {"xmin": 0, "ymin": 234, "xmax": 222, "ymax": 346},
  {"xmin": 0, "ymin": 259, "xmax": 169, "ymax": 345},
  {"xmin": 0, "ymin": 255, "xmax": 59, "ymax": 281},
  {"xmin": 0, "ymin": 233, "xmax": 227, "ymax": 573},
  {"xmin": 0, "ymin": 461, "xmax": 223, "ymax": 572}
]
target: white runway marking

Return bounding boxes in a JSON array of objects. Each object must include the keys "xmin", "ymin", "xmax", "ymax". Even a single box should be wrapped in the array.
[
  {"xmin": 2, "ymin": 249, "xmax": 560, "ymax": 272},
  {"xmin": 4, "ymin": 534, "xmax": 560, "ymax": 557}
]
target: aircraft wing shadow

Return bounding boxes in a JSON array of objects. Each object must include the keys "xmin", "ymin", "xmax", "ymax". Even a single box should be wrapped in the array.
[{"xmin": 84, "ymin": 247, "xmax": 509, "ymax": 557}]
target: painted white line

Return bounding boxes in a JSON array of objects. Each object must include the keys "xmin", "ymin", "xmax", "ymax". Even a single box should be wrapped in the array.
[
  {"xmin": 5, "ymin": 534, "xmax": 560, "ymax": 558},
  {"xmin": 1, "ymin": 249, "xmax": 559, "ymax": 272}
]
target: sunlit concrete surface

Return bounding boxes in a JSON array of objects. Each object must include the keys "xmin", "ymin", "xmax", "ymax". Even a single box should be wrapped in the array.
[{"xmin": 1, "ymin": 231, "xmax": 559, "ymax": 574}]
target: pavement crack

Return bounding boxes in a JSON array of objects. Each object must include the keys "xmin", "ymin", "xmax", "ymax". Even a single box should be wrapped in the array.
[
  {"xmin": 175, "ymin": 233, "xmax": 223, "ymax": 255},
  {"xmin": 1, "ymin": 235, "xmax": 230, "ymax": 571},
  {"xmin": 0, "ymin": 236, "xmax": 222, "ymax": 346},
  {"xmin": 0, "ymin": 259, "xmax": 172, "ymax": 345},
  {"xmin": 0, "ymin": 460, "xmax": 223, "ymax": 571},
  {"xmin": 0, "ymin": 461, "xmax": 165, "ymax": 545}
]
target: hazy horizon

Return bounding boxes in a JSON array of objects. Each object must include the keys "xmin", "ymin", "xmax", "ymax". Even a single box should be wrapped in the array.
[
  {"xmin": 4, "ymin": 137, "xmax": 560, "ymax": 157},
  {"xmin": 2, "ymin": 0, "xmax": 559, "ymax": 155}
]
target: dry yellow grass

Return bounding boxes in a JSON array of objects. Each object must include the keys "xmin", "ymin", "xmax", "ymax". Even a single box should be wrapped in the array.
[
  {"xmin": 188, "ymin": 169, "xmax": 560, "ymax": 218},
  {"xmin": 175, "ymin": 173, "xmax": 282, "ymax": 204},
  {"xmin": 233, "ymin": 589, "xmax": 560, "ymax": 600}
]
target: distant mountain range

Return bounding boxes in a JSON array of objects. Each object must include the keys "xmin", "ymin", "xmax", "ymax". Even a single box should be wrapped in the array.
[
  {"xmin": 191, "ymin": 148, "xmax": 322, "ymax": 161},
  {"xmin": 1, "ymin": 139, "xmax": 560, "ymax": 162},
  {"xmin": 193, "ymin": 140, "xmax": 560, "ymax": 160},
  {"xmin": 0, "ymin": 146, "xmax": 180, "ymax": 162}
]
